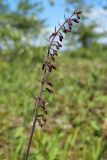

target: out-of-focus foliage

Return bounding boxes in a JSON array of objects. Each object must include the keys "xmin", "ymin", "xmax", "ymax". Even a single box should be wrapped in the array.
[
  {"xmin": 49, "ymin": 0, "xmax": 107, "ymax": 10},
  {"xmin": 0, "ymin": 0, "xmax": 44, "ymax": 60},
  {"xmin": 1, "ymin": 45, "xmax": 107, "ymax": 159}
]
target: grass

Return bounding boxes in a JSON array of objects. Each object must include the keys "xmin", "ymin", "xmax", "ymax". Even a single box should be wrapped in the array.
[{"xmin": 0, "ymin": 47, "xmax": 107, "ymax": 160}]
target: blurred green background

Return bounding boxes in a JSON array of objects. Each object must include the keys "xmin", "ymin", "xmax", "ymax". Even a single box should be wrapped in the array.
[{"xmin": 0, "ymin": 0, "xmax": 107, "ymax": 160}]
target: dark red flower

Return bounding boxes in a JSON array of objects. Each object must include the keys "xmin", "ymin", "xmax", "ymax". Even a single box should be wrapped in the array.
[
  {"xmin": 50, "ymin": 54, "xmax": 55, "ymax": 61},
  {"xmin": 39, "ymin": 123, "xmax": 43, "ymax": 128},
  {"xmin": 37, "ymin": 119, "xmax": 43, "ymax": 127},
  {"xmin": 52, "ymin": 49, "xmax": 58, "ymax": 55},
  {"xmin": 57, "ymin": 42, "xmax": 62, "ymax": 47},
  {"xmin": 77, "ymin": 14, "xmax": 80, "ymax": 19},
  {"xmin": 72, "ymin": 18, "xmax": 79, "ymax": 23},
  {"xmin": 63, "ymin": 27, "xmax": 67, "ymax": 33},
  {"xmin": 49, "ymin": 32, "xmax": 57, "ymax": 39},
  {"xmin": 46, "ymin": 88, "xmax": 53, "ymax": 93},
  {"xmin": 38, "ymin": 97, "xmax": 46, "ymax": 106},
  {"xmin": 59, "ymin": 32, "xmax": 63, "ymax": 42},
  {"xmin": 46, "ymin": 81, "xmax": 53, "ymax": 87},
  {"xmin": 56, "ymin": 45, "xmax": 60, "ymax": 49}
]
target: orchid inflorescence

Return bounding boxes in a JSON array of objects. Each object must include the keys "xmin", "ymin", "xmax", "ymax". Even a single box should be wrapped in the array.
[
  {"xmin": 35, "ymin": 10, "xmax": 82, "ymax": 128},
  {"xmin": 25, "ymin": 10, "xmax": 81, "ymax": 160}
]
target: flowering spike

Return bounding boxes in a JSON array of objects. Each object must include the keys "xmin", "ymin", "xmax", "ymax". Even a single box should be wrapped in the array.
[{"xmin": 25, "ymin": 10, "xmax": 81, "ymax": 160}]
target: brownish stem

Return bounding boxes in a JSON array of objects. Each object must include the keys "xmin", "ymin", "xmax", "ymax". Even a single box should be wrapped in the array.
[
  {"xmin": 25, "ymin": 101, "xmax": 39, "ymax": 160},
  {"xmin": 25, "ymin": 12, "xmax": 75, "ymax": 160}
]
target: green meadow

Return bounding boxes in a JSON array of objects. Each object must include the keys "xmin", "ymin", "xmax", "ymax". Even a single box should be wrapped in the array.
[{"xmin": 1, "ymin": 46, "xmax": 107, "ymax": 160}]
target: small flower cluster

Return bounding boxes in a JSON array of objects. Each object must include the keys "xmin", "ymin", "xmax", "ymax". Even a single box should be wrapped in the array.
[
  {"xmin": 34, "ymin": 10, "xmax": 82, "ymax": 128},
  {"xmin": 31, "ymin": 94, "xmax": 47, "ymax": 127}
]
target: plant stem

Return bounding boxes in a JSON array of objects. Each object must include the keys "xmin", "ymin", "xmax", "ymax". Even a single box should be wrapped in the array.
[
  {"xmin": 25, "ymin": 101, "xmax": 39, "ymax": 160},
  {"xmin": 25, "ymin": 12, "xmax": 75, "ymax": 160}
]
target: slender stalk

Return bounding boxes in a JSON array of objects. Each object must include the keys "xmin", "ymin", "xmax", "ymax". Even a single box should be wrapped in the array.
[
  {"xmin": 25, "ymin": 11, "xmax": 81, "ymax": 160},
  {"xmin": 25, "ymin": 101, "xmax": 39, "ymax": 160}
]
